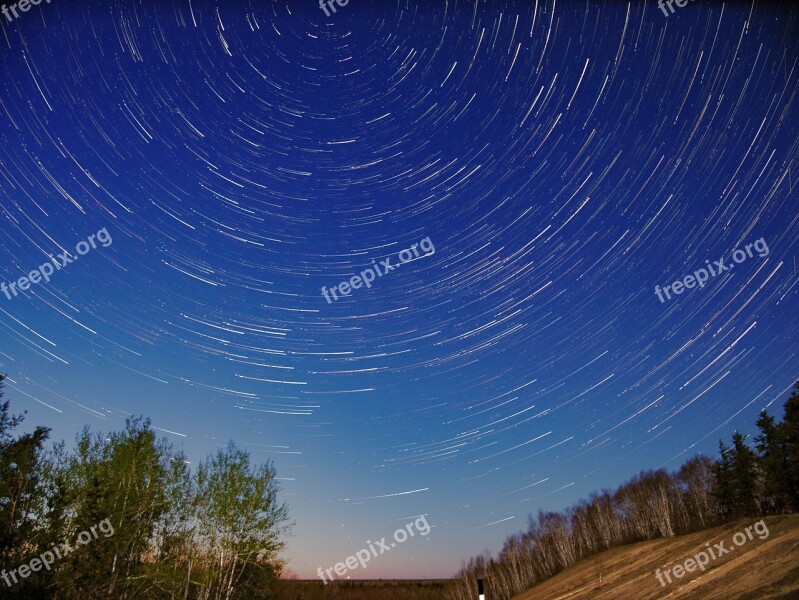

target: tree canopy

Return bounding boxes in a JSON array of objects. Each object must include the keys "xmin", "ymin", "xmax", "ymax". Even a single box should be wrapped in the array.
[{"xmin": 0, "ymin": 374, "xmax": 290, "ymax": 600}]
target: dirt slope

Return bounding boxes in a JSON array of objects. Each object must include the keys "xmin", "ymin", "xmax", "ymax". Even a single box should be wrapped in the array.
[{"xmin": 513, "ymin": 514, "xmax": 799, "ymax": 600}]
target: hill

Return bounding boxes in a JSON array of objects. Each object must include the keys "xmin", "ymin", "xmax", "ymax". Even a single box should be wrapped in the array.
[{"xmin": 512, "ymin": 514, "xmax": 799, "ymax": 600}]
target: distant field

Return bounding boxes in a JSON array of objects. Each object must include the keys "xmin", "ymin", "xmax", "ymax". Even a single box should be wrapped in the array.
[
  {"xmin": 271, "ymin": 579, "xmax": 452, "ymax": 599},
  {"xmin": 270, "ymin": 516, "xmax": 799, "ymax": 599},
  {"xmin": 512, "ymin": 514, "xmax": 799, "ymax": 600}
]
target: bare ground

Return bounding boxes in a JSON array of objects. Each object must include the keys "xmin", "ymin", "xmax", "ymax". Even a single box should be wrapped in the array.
[{"xmin": 513, "ymin": 514, "xmax": 799, "ymax": 600}]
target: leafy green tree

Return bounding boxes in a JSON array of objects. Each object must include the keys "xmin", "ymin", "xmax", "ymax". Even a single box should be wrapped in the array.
[
  {"xmin": 49, "ymin": 417, "xmax": 176, "ymax": 599},
  {"xmin": 143, "ymin": 451, "xmax": 195, "ymax": 600},
  {"xmin": 0, "ymin": 376, "xmax": 292, "ymax": 600},
  {"xmin": 194, "ymin": 442, "xmax": 290, "ymax": 600},
  {"xmin": 0, "ymin": 374, "xmax": 51, "ymax": 598}
]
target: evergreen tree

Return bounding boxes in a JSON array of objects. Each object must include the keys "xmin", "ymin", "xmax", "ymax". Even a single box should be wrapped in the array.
[
  {"xmin": 779, "ymin": 381, "xmax": 799, "ymax": 511},
  {"xmin": 712, "ymin": 440, "xmax": 736, "ymax": 520},
  {"xmin": 728, "ymin": 431, "xmax": 761, "ymax": 517},
  {"xmin": 755, "ymin": 410, "xmax": 789, "ymax": 513}
]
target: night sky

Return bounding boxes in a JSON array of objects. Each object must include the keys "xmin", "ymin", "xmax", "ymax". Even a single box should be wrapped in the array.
[{"xmin": 1, "ymin": 0, "xmax": 798, "ymax": 581}]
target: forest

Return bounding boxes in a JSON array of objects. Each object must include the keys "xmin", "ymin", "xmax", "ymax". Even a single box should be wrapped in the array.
[
  {"xmin": 3, "ymin": 374, "xmax": 798, "ymax": 600},
  {"xmin": 0, "ymin": 374, "xmax": 290, "ymax": 600},
  {"xmin": 444, "ymin": 381, "xmax": 799, "ymax": 600}
]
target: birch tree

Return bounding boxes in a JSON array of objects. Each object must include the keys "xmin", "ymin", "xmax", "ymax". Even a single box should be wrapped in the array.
[{"xmin": 194, "ymin": 443, "xmax": 289, "ymax": 600}]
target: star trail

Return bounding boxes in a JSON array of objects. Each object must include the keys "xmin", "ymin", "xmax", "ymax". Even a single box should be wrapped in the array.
[{"xmin": 1, "ymin": 0, "xmax": 797, "ymax": 580}]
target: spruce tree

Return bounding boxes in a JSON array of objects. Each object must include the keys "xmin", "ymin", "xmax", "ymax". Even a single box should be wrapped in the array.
[
  {"xmin": 728, "ymin": 431, "xmax": 761, "ymax": 517},
  {"xmin": 712, "ymin": 440, "xmax": 736, "ymax": 520},
  {"xmin": 779, "ymin": 381, "xmax": 799, "ymax": 511},
  {"xmin": 755, "ymin": 410, "xmax": 789, "ymax": 513}
]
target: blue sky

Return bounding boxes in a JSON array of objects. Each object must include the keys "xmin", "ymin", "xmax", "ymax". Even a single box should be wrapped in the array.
[{"xmin": 1, "ymin": 0, "xmax": 797, "ymax": 579}]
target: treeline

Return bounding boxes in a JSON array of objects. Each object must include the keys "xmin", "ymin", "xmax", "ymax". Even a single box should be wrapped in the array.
[
  {"xmin": 0, "ymin": 374, "xmax": 290, "ymax": 600},
  {"xmin": 445, "ymin": 381, "xmax": 799, "ymax": 600},
  {"xmin": 270, "ymin": 579, "xmax": 450, "ymax": 600}
]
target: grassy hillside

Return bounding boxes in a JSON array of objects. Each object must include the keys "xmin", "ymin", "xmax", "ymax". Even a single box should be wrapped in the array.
[{"xmin": 513, "ymin": 514, "xmax": 799, "ymax": 600}]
